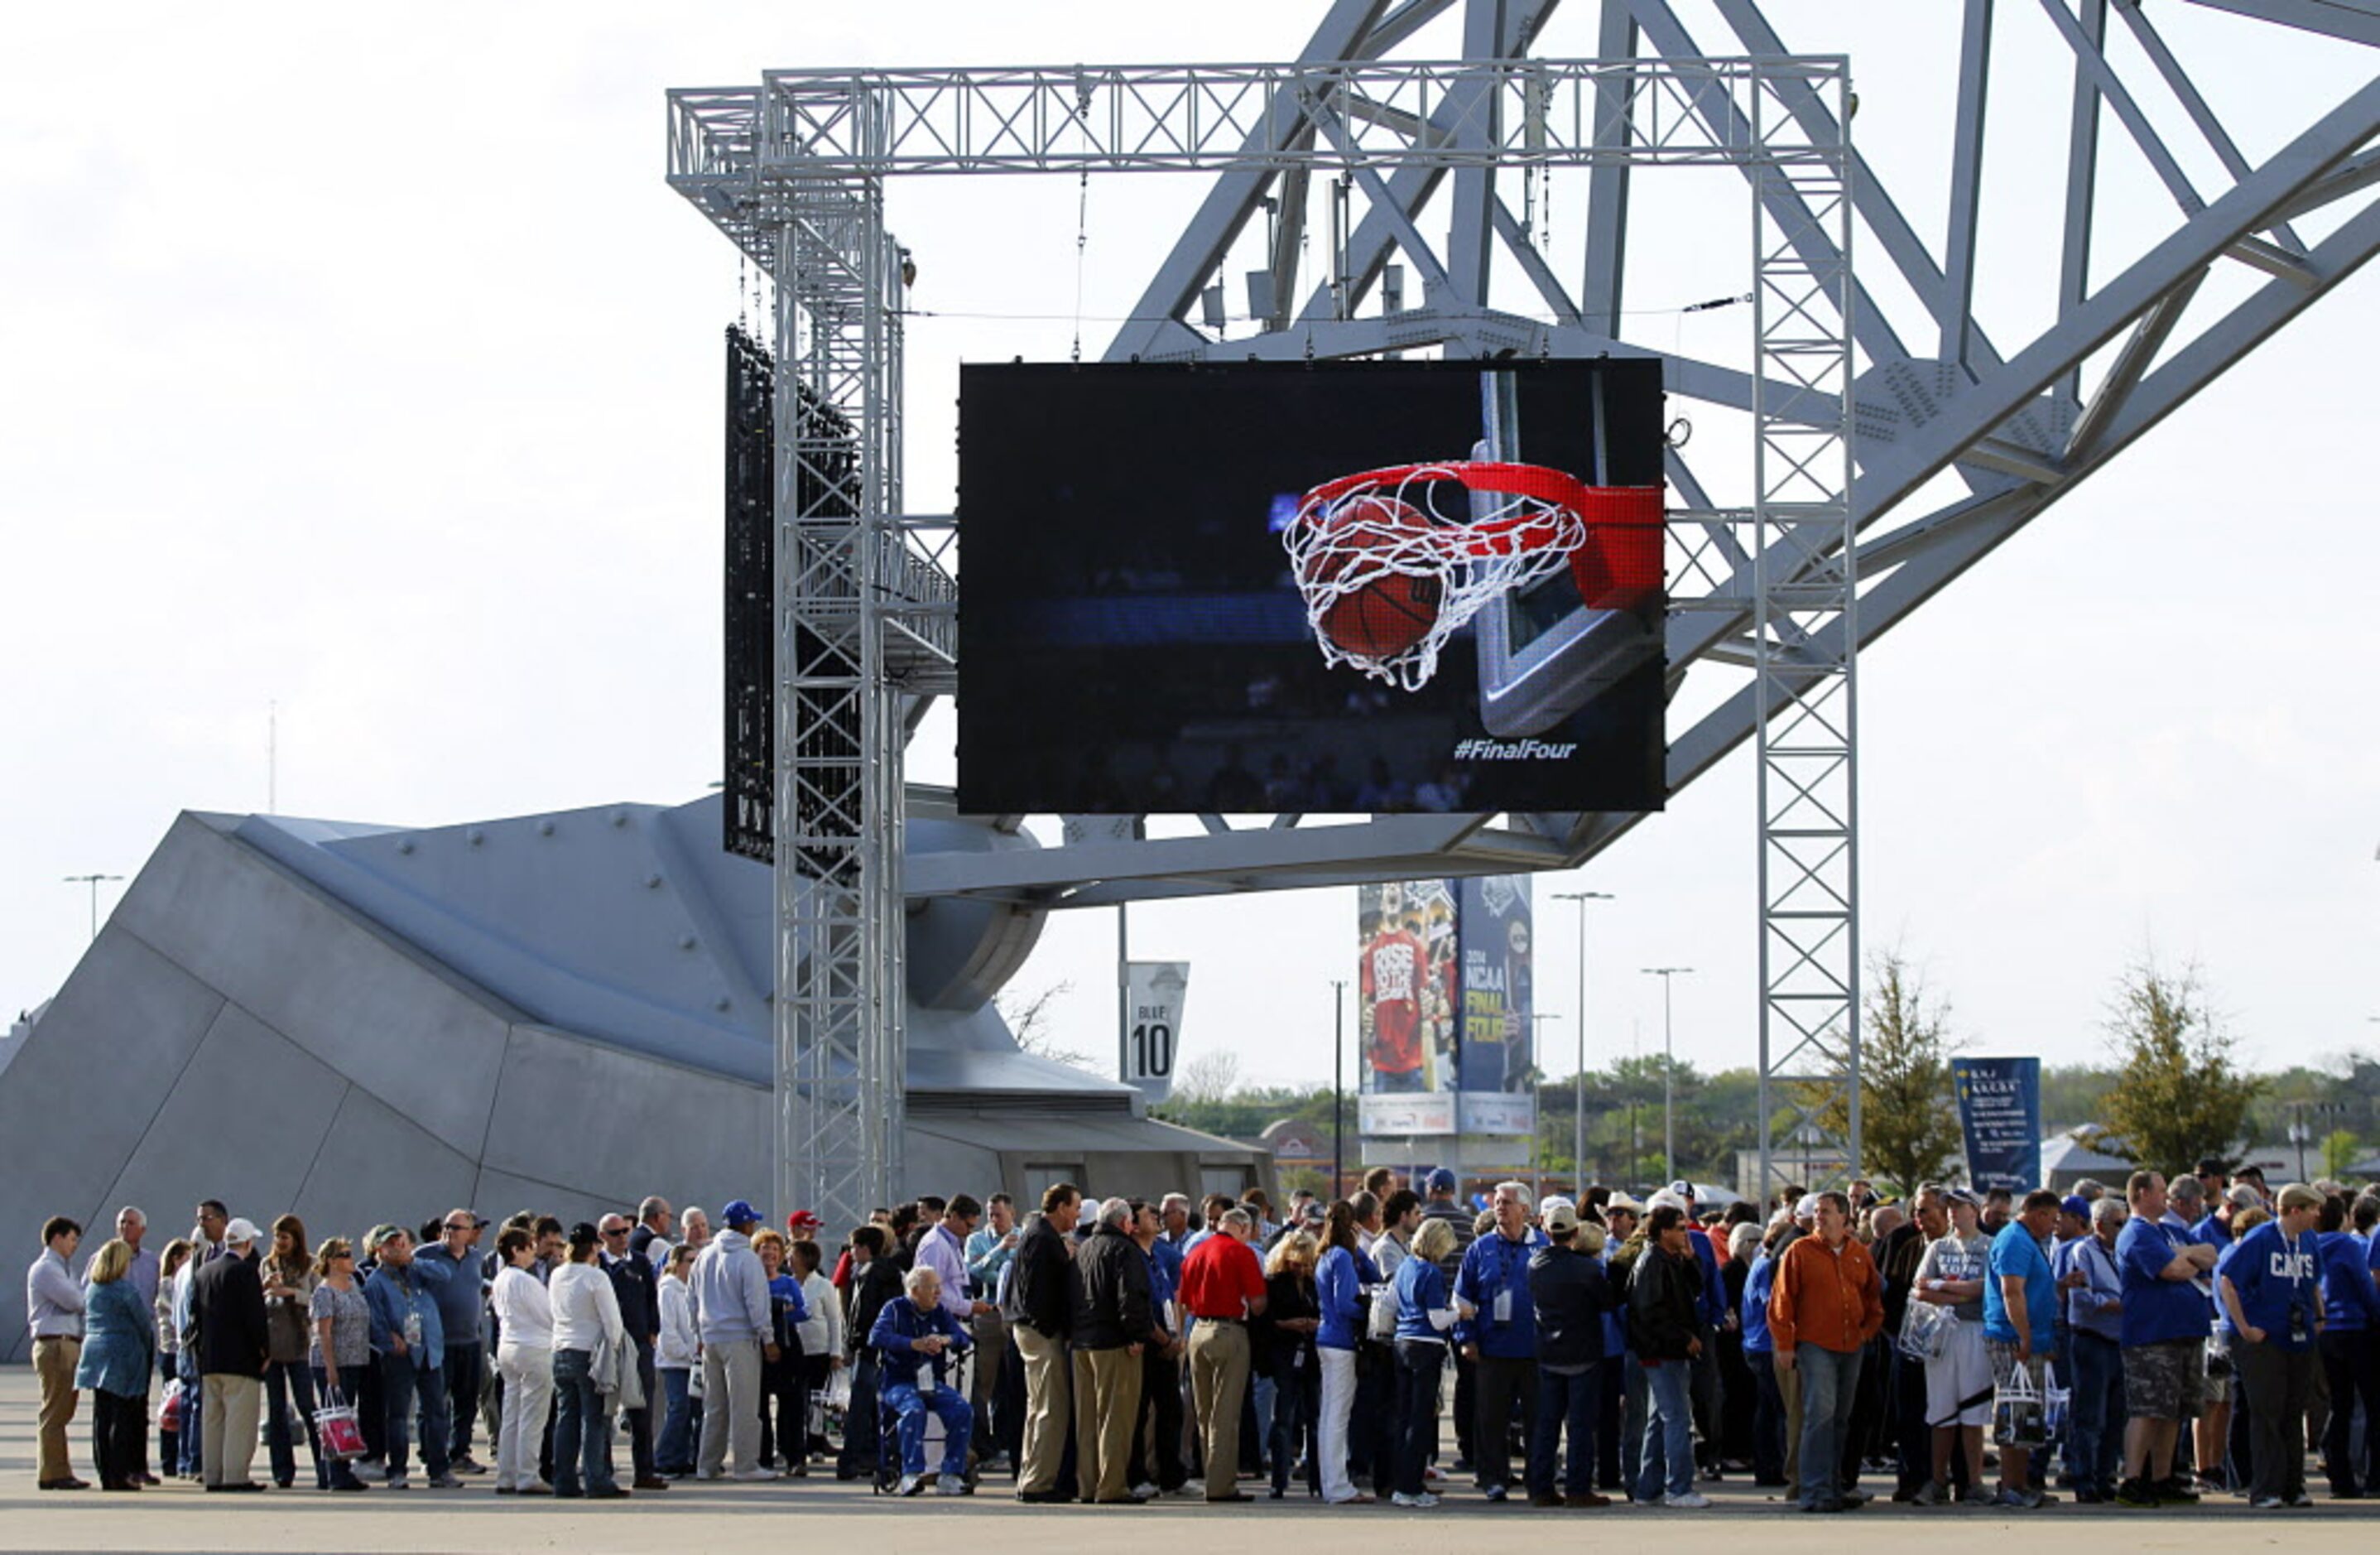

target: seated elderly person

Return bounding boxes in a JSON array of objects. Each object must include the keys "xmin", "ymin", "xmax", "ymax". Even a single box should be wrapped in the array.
[{"xmin": 868, "ymin": 1264, "xmax": 975, "ymax": 1496}]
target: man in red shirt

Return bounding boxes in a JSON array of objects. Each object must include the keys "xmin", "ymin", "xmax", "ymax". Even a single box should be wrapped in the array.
[{"xmin": 1180, "ymin": 1208, "xmax": 1270, "ymax": 1503}]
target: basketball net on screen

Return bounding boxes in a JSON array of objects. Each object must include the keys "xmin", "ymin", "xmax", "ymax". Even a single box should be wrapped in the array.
[{"xmin": 1282, "ymin": 460, "xmax": 1664, "ymax": 691}]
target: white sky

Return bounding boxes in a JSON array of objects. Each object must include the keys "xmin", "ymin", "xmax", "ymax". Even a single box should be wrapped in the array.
[{"xmin": 4, "ymin": 3, "xmax": 2375, "ymax": 1094}]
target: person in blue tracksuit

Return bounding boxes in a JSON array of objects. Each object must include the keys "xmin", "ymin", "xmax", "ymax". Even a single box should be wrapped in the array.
[
  {"xmin": 1452, "ymin": 1182, "xmax": 1547, "ymax": 1500},
  {"xmin": 869, "ymin": 1264, "xmax": 974, "ymax": 1496},
  {"xmin": 2316, "ymin": 1194, "xmax": 2380, "ymax": 1498},
  {"xmin": 2221, "ymin": 1186, "xmax": 2324, "ymax": 1509}
]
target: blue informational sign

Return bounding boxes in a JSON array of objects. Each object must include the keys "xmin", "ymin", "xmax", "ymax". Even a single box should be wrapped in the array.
[
  {"xmin": 1952, "ymin": 1057, "xmax": 2042, "ymax": 1192},
  {"xmin": 1455, "ymin": 875, "xmax": 1533, "ymax": 1102}
]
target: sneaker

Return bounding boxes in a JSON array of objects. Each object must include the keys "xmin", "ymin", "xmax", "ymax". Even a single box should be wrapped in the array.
[
  {"xmin": 1170, "ymin": 1480, "xmax": 1205, "ymax": 1499},
  {"xmin": 731, "ymin": 1466, "xmax": 781, "ymax": 1481},
  {"xmin": 2250, "ymin": 1495, "xmax": 2285, "ymax": 1509},
  {"xmin": 2156, "ymin": 1477, "xmax": 2200, "ymax": 1504},
  {"xmin": 1664, "ymin": 1490, "xmax": 1712, "ymax": 1509},
  {"xmin": 1962, "ymin": 1484, "xmax": 1998, "ymax": 1506},
  {"xmin": 1131, "ymin": 1481, "xmax": 1158, "ymax": 1500},
  {"xmin": 1997, "ymin": 1486, "xmax": 2042, "ymax": 1509},
  {"xmin": 426, "ymin": 1474, "xmax": 464, "ymax": 1490},
  {"xmin": 1804, "ymin": 1497, "xmax": 1845, "ymax": 1514},
  {"xmin": 451, "ymin": 1456, "xmax": 489, "ymax": 1476},
  {"xmin": 1392, "ymin": 1490, "xmax": 1440, "ymax": 1508},
  {"xmin": 384, "ymin": 1475, "xmax": 411, "ymax": 1491},
  {"xmin": 1483, "ymin": 1483, "xmax": 1507, "ymax": 1502},
  {"xmin": 2289, "ymin": 1492, "xmax": 2316, "ymax": 1508},
  {"xmin": 1910, "ymin": 1480, "xmax": 1945, "ymax": 1506},
  {"xmin": 938, "ymin": 1474, "xmax": 967, "ymax": 1496},
  {"xmin": 898, "ymin": 1473, "xmax": 926, "ymax": 1497},
  {"xmin": 696, "ymin": 1469, "xmax": 723, "ymax": 1481},
  {"xmin": 2114, "ymin": 1479, "xmax": 2158, "ymax": 1508}
]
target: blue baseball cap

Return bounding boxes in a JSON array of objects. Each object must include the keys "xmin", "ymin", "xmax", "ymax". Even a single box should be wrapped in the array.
[
  {"xmin": 1426, "ymin": 1167, "xmax": 1457, "ymax": 1194},
  {"xmin": 2060, "ymin": 1194, "xmax": 2091, "ymax": 1220},
  {"xmin": 721, "ymin": 1199, "xmax": 761, "ymax": 1228}
]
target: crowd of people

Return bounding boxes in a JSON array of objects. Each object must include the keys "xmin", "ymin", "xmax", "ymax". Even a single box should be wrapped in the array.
[{"xmin": 23, "ymin": 1157, "xmax": 2380, "ymax": 1514}]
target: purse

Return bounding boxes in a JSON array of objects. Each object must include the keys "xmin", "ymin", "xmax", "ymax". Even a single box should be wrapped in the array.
[
  {"xmin": 314, "ymin": 1384, "xmax": 368, "ymax": 1461},
  {"xmin": 1898, "ymin": 1300, "xmax": 1954, "ymax": 1363}
]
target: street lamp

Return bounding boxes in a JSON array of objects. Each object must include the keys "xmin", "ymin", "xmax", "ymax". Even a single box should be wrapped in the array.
[
  {"xmin": 1551, "ymin": 890, "xmax": 1613, "ymax": 1192},
  {"xmin": 1642, "ymin": 966, "xmax": 1695, "ymax": 1185}
]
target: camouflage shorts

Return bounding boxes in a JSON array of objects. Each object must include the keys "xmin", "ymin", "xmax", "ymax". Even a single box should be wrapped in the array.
[{"xmin": 2123, "ymin": 1337, "xmax": 2205, "ymax": 1421}]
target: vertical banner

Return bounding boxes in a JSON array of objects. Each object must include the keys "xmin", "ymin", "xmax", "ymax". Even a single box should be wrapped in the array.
[
  {"xmin": 1358, "ymin": 880, "xmax": 1458, "ymax": 1135},
  {"xmin": 1123, "ymin": 962, "xmax": 1189, "ymax": 1103},
  {"xmin": 1951, "ymin": 1057, "xmax": 2042, "ymax": 1191},
  {"xmin": 1456, "ymin": 874, "xmax": 1536, "ymax": 1135}
]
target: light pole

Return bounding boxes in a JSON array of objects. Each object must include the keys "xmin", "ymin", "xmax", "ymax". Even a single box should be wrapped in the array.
[
  {"xmin": 63, "ymin": 874, "xmax": 124, "ymax": 941},
  {"xmin": 1552, "ymin": 890, "xmax": 1613, "ymax": 1191},
  {"xmin": 1331, "ymin": 978, "xmax": 1349, "ymax": 1195},
  {"xmin": 1642, "ymin": 966, "xmax": 1694, "ymax": 1185},
  {"xmin": 1530, "ymin": 1013, "xmax": 1561, "ymax": 1195}
]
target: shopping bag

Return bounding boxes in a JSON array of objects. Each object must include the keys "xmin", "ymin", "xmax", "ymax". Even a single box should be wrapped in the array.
[
  {"xmin": 1992, "ymin": 1357, "xmax": 2046, "ymax": 1449},
  {"xmin": 315, "ymin": 1385, "xmax": 368, "ymax": 1461},
  {"xmin": 158, "ymin": 1379, "xmax": 185, "ymax": 1433},
  {"xmin": 1898, "ymin": 1300, "xmax": 1954, "ymax": 1363}
]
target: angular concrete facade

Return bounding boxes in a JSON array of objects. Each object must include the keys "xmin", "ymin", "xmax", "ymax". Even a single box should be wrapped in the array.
[{"xmin": 2, "ymin": 797, "xmax": 1262, "ymax": 1359}]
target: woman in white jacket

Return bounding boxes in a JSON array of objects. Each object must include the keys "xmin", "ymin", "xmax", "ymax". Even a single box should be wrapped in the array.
[
  {"xmin": 488, "ymin": 1227, "xmax": 555, "ymax": 1495},
  {"xmin": 549, "ymin": 1223, "xmax": 630, "ymax": 1500},
  {"xmin": 789, "ymin": 1240, "xmax": 844, "ymax": 1474},
  {"xmin": 656, "ymin": 1244, "xmax": 701, "ymax": 1476}
]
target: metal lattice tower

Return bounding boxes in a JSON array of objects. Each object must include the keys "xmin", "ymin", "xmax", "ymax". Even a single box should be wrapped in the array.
[{"xmin": 670, "ymin": 0, "xmax": 2380, "ymax": 1220}]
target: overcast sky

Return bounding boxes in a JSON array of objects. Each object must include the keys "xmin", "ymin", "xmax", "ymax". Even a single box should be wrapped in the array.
[{"xmin": 4, "ymin": 3, "xmax": 2374, "ymax": 1097}]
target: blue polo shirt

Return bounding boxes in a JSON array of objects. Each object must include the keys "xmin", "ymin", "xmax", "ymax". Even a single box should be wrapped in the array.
[
  {"xmin": 2224, "ymin": 1220, "xmax": 2321, "ymax": 1351},
  {"xmin": 2118, "ymin": 1217, "xmax": 2209, "ymax": 1346},
  {"xmin": 1981, "ymin": 1221, "xmax": 2056, "ymax": 1351},
  {"xmin": 1454, "ymin": 1229, "xmax": 1543, "ymax": 1359}
]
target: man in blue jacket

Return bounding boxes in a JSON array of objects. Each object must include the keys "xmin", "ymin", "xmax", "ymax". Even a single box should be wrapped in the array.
[
  {"xmin": 2315, "ymin": 1193, "xmax": 2380, "ymax": 1499},
  {"xmin": 1454, "ymin": 1180, "xmax": 1545, "ymax": 1500},
  {"xmin": 2223, "ymin": 1183, "xmax": 2325, "ymax": 1509},
  {"xmin": 870, "ymin": 1264, "xmax": 974, "ymax": 1496},
  {"xmin": 363, "ymin": 1225, "xmax": 458, "ymax": 1490}
]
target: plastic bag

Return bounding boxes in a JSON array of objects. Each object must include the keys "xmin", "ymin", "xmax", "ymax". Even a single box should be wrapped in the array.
[
  {"xmin": 1898, "ymin": 1301, "xmax": 1954, "ymax": 1363},
  {"xmin": 827, "ymin": 1367, "xmax": 853, "ymax": 1412},
  {"xmin": 2040, "ymin": 1364, "xmax": 2070, "ymax": 1442},
  {"xmin": 1992, "ymin": 1357, "xmax": 2046, "ymax": 1449},
  {"xmin": 158, "ymin": 1379, "xmax": 185, "ymax": 1433}
]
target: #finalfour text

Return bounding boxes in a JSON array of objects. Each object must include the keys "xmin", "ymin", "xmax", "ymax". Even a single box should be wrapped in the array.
[{"xmin": 1452, "ymin": 738, "xmax": 1580, "ymax": 760}]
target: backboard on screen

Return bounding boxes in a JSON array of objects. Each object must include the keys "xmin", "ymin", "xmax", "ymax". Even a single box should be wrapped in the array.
[{"xmin": 956, "ymin": 359, "xmax": 1666, "ymax": 816}]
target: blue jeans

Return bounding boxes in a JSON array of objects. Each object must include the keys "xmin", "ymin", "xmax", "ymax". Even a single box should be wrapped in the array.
[
  {"xmin": 176, "ymin": 1351, "xmax": 203, "ymax": 1476},
  {"xmin": 657, "ymin": 1368, "xmax": 695, "ymax": 1473},
  {"xmin": 1795, "ymin": 1345, "xmax": 1863, "ymax": 1509},
  {"xmin": 882, "ymin": 1379, "xmax": 972, "ymax": 1476},
  {"xmin": 2069, "ymin": 1332, "xmax": 2125, "ymax": 1499},
  {"xmin": 1392, "ymin": 1341, "xmax": 1443, "ymax": 1497},
  {"xmin": 551, "ymin": 1348, "xmax": 616, "ymax": 1495},
  {"xmin": 1636, "ymin": 1360, "xmax": 1695, "ymax": 1502},
  {"xmin": 1269, "ymin": 1350, "xmax": 1320, "ymax": 1495},
  {"xmin": 262, "ymin": 1360, "xmax": 322, "ymax": 1488},
  {"xmin": 1528, "ymin": 1363, "xmax": 1599, "ymax": 1498},
  {"xmin": 379, "ymin": 1351, "xmax": 451, "ymax": 1480}
]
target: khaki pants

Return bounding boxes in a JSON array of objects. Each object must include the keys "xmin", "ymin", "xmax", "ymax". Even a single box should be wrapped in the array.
[
  {"xmin": 698, "ymin": 1337, "xmax": 762, "ymax": 1476},
  {"xmin": 201, "ymin": 1373, "xmax": 262, "ymax": 1488},
  {"xmin": 1189, "ymin": 1321, "xmax": 1251, "ymax": 1500},
  {"xmin": 1781, "ymin": 1358, "xmax": 1804, "ymax": 1488},
  {"xmin": 1013, "ymin": 1324, "xmax": 1070, "ymax": 1495},
  {"xmin": 34, "ymin": 1336, "xmax": 79, "ymax": 1484},
  {"xmin": 1073, "ymin": 1346, "xmax": 1142, "ymax": 1504}
]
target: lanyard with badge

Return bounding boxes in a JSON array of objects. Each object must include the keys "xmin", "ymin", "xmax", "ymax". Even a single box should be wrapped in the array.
[{"xmin": 1490, "ymin": 1237, "xmax": 1522, "ymax": 1327}]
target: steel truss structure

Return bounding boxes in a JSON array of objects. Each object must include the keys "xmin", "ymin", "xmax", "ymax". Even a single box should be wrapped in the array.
[{"xmin": 671, "ymin": 0, "xmax": 2380, "ymax": 1220}]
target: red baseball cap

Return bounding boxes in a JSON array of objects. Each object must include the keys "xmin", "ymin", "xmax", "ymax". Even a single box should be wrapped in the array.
[{"xmin": 786, "ymin": 1210, "xmax": 821, "ymax": 1231}]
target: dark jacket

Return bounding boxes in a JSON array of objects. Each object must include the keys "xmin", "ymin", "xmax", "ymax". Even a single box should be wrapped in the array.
[
  {"xmin": 193, "ymin": 1249, "xmax": 271, "ymax": 1379},
  {"xmin": 1627, "ymin": 1242, "xmax": 1704, "ymax": 1362},
  {"xmin": 1259, "ymin": 1269, "xmax": 1319, "ymax": 1380},
  {"xmin": 1068, "ymin": 1222, "xmax": 1152, "ymax": 1350},
  {"xmin": 1011, "ymin": 1214, "xmax": 1075, "ymax": 1339},
  {"xmin": 1528, "ymin": 1241, "xmax": 1617, "ymax": 1369},
  {"xmin": 603, "ymin": 1250, "xmax": 659, "ymax": 1350},
  {"xmin": 846, "ymin": 1255, "xmax": 904, "ymax": 1361}
]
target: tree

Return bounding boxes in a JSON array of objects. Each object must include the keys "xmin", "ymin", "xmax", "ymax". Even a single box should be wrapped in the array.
[
  {"xmin": 1175, "ymin": 1047, "xmax": 1243, "ymax": 1106},
  {"xmin": 2088, "ymin": 961, "xmax": 2266, "ymax": 1172},
  {"xmin": 998, "ymin": 980, "xmax": 1099, "ymax": 1073},
  {"xmin": 2321, "ymin": 1129, "xmax": 2362, "ymax": 1180},
  {"xmin": 1805, "ymin": 952, "xmax": 1964, "ymax": 1195}
]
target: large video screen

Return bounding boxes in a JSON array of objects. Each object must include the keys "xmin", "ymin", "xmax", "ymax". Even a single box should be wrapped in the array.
[{"xmin": 957, "ymin": 359, "xmax": 1666, "ymax": 815}]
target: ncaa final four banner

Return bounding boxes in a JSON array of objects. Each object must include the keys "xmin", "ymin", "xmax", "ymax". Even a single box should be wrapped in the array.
[
  {"xmin": 1357, "ymin": 879, "xmax": 1458, "ymax": 1136},
  {"xmin": 1455, "ymin": 874, "xmax": 1536, "ymax": 1136}
]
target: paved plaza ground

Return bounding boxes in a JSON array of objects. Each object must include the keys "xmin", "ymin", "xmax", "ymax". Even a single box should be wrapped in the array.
[{"xmin": 0, "ymin": 1363, "xmax": 2370, "ymax": 1551}]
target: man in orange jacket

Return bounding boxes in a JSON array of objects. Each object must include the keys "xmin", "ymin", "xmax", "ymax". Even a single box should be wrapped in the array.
[{"xmin": 1768, "ymin": 1191, "xmax": 1883, "ymax": 1514}]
